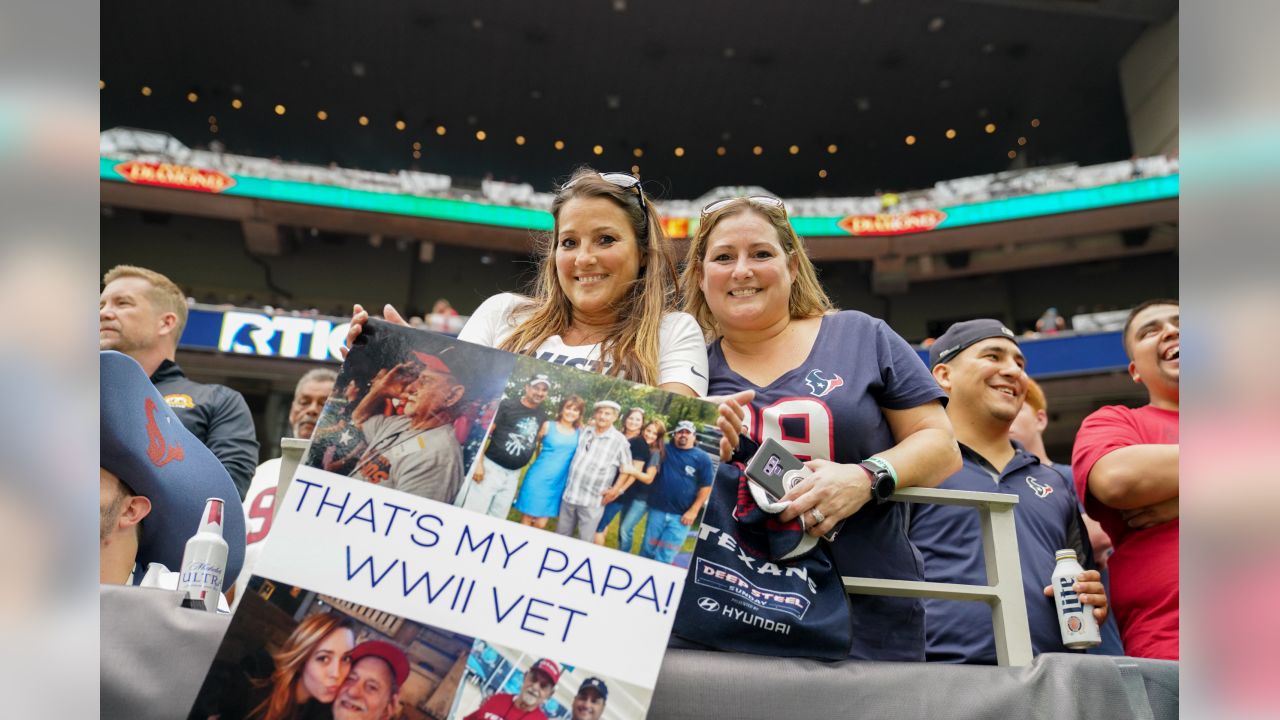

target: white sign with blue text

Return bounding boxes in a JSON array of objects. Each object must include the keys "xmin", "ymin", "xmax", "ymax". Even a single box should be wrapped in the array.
[{"xmin": 256, "ymin": 464, "xmax": 688, "ymax": 687}]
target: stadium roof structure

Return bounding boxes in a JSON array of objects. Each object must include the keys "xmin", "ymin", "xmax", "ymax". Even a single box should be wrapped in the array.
[{"xmin": 101, "ymin": 0, "xmax": 1177, "ymax": 199}]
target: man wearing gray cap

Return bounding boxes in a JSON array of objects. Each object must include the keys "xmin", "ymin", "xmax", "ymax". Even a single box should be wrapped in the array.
[
  {"xmin": 640, "ymin": 420, "xmax": 714, "ymax": 564},
  {"xmin": 558, "ymin": 400, "xmax": 631, "ymax": 541},
  {"xmin": 910, "ymin": 319, "xmax": 1108, "ymax": 663}
]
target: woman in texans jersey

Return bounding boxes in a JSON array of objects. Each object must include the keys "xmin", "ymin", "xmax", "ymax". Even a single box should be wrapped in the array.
[{"xmin": 678, "ymin": 196, "xmax": 961, "ymax": 660}]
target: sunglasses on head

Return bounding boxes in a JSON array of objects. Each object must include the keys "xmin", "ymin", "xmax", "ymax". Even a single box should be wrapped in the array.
[
  {"xmin": 700, "ymin": 195, "xmax": 786, "ymax": 218},
  {"xmin": 562, "ymin": 171, "xmax": 650, "ymax": 237}
]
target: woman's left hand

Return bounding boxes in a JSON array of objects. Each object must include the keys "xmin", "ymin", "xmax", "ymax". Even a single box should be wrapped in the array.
[{"xmin": 778, "ymin": 459, "xmax": 873, "ymax": 537}]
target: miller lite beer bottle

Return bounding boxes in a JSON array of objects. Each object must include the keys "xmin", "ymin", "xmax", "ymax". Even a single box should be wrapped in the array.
[
  {"xmin": 177, "ymin": 498, "xmax": 229, "ymax": 612},
  {"xmin": 1051, "ymin": 549, "xmax": 1101, "ymax": 649}
]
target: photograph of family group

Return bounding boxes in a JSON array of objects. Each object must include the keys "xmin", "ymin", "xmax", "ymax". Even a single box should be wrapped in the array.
[
  {"xmin": 188, "ymin": 577, "xmax": 476, "ymax": 720},
  {"xmin": 302, "ymin": 321, "xmax": 721, "ymax": 568},
  {"xmin": 454, "ymin": 355, "xmax": 719, "ymax": 568}
]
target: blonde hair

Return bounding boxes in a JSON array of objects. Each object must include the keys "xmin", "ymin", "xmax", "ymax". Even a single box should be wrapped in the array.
[
  {"xmin": 251, "ymin": 612, "xmax": 354, "ymax": 720},
  {"xmin": 1023, "ymin": 377, "xmax": 1047, "ymax": 414},
  {"xmin": 102, "ymin": 264, "xmax": 190, "ymax": 337},
  {"xmin": 497, "ymin": 167, "xmax": 677, "ymax": 385},
  {"xmin": 680, "ymin": 199, "xmax": 833, "ymax": 339}
]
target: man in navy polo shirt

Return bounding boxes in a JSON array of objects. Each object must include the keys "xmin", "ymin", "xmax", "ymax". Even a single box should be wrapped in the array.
[
  {"xmin": 909, "ymin": 319, "xmax": 1109, "ymax": 663},
  {"xmin": 640, "ymin": 421, "xmax": 714, "ymax": 564}
]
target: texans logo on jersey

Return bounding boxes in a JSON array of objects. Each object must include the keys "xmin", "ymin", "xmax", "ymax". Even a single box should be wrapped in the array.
[
  {"xmin": 804, "ymin": 369, "xmax": 845, "ymax": 398},
  {"xmin": 1025, "ymin": 475, "xmax": 1054, "ymax": 498}
]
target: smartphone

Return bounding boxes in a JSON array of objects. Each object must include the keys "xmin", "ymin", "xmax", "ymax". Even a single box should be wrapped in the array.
[
  {"xmin": 743, "ymin": 437, "xmax": 807, "ymax": 501},
  {"xmin": 743, "ymin": 437, "xmax": 844, "ymax": 542}
]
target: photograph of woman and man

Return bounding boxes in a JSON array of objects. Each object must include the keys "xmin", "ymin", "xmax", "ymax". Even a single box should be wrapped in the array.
[
  {"xmin": 188, "ymin": 577, "xmax": 476, "ymax": 720},
  {"xmin": 301, "ymin": 321, "xmax": 719, "ymax": 568}
]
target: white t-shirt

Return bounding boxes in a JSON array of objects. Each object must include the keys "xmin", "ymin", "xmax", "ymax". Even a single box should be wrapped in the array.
[{"xmin": 457, "ymin": 293, "xmax": 710, "ymax": 396}]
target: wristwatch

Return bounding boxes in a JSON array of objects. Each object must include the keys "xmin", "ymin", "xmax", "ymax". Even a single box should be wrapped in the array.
[{"xmin": 858, "ymin": 461, "xmax": 897, "ymax": 505}]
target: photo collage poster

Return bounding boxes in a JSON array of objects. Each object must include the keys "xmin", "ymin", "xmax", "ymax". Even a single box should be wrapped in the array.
[{"xmin": 189, "ymin": 319, "xmax": 721, "ymax": 720}]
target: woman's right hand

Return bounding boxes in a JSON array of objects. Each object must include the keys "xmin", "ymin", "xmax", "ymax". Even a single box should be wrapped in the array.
[
  {"xmin": 710, "ymin": 389, "xmax": 755, "ymax": 462},
  {"xmin": 341, "ymin": 303, "xmax": 410, "ymax": 359}
]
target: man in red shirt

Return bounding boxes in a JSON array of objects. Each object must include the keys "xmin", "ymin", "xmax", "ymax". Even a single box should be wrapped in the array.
[
  {"xmin": 464, "ymin": 658, "xmax": 560, "ymax": 720},
  {"xmin": 1072, "ymin": 299, "xmax": 1179, "ymax": 659}
]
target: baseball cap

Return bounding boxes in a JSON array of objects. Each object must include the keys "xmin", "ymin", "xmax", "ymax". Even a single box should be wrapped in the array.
[
  {"xmin": 348, "ymin": 640, "xmax": 410, "ymax": 686},
  {"xmin": 410, "ymin": 346, "xmax": 479, "ymax": 392},
  {"xmin": 593, "ymin": 400, "xmax": 621, "ymax": 412},
  {"xmin": 579, "ymin": 677, "xmax": 609, "ymax": 700},
  {"xmin": 529, "ymin": 658, "xmax": 561, "ymax": 685},
  {"xmin": 528, "ymin": 374, "xmax": 551, "ymax": 388},
  {"xmin": 100, "ymin": 351, "xmax": 246, "ymax": 589},
  {"xmin": 929, "ymin": 319, "xmax": 1018, "ymax": 368},
  {"xmin": 674, "ymin": 420, "xmax": 697, "ymax": 434}
]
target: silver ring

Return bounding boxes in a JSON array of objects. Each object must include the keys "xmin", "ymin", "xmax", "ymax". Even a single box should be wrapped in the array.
[{"xmin": 811, "ymin": 508, "xmax": 826, "ymax": 525}]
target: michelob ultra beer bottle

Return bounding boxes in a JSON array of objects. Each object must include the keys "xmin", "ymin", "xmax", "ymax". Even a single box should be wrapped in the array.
[
  {"xmin": 178, "ymin": 498, "xmax": 229, "ymax": 612},
  {"xmin": 1051, "ymin": 549, "xmax": 1101, "ymax": 649}
]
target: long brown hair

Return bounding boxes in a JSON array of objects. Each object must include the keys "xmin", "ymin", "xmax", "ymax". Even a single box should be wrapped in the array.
[
  {"xmin": 497, "ymin": 167, "xmax": 678, "ymax": 385},
  {"xmin": 680, "ymin": 198, "xmax": 833, "ymax": 339},
  {"xmin": 251, "ymin": 612, "xmax": 355, "ymax": 720},
  {"xmin": 643, "ymin": 419, "xmax": 668, "ymax": 464}
]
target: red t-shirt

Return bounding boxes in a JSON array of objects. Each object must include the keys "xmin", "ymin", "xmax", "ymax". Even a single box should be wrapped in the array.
[
  {"xmin": 463, "ymin": 694, "xmax": 549, "ymax": 720},
  {"xmin": 1072, "ymin": 404, "xmax": 1179, "ymax": 660}
]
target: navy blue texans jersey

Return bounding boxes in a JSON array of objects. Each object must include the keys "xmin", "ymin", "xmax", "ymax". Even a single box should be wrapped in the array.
[{"xmin": 706, "ymin": 311, "xmax": 947, "ymax": 660}]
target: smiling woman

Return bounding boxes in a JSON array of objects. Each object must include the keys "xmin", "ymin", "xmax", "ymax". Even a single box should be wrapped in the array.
[
  {"xmin": 251, "ymin": 612, "xmax": 356, "ymax": 720},
  {"xmin": 345, "ymin": 167, "xmax": 708, "ymax": 398},
  {"xmin": 673, "ymin": 196, "xmax": 961, "ymax": 661}
]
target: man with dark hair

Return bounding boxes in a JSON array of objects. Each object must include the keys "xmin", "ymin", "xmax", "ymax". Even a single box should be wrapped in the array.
[
  {"xmin": 910, "ymin": 319, "xmax": 1107, "ymax": 663},
  {"xmin": 348, "ymin": 349, "xmax": 468, "ymax": 502},
  {"xmin": 458, "ymin": 373, "xmax": 550, "ymax": 518},
  {"xmin": 1072, "ymin": 299, "xmax": 1179, "ymax": 660},
  {"xmin": 100, "ymin": 264, "xmax": 259, "ymax": 496},
  {"xmin": 333, "ymin": 641, "xmax": 408, "ymax": 720},
  {"xmin": 570, "ymin": 677, "xmax": 608, "ymax": 720}
]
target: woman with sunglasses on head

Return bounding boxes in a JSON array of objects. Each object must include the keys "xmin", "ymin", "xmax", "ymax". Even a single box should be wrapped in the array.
[
  {"xmin": 345, "ymin": 168, "xmax": 708, "ymax": 398},
  {"xmin": 679, "ymin": 196, "xmax": 961, "ymax": 661}
]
